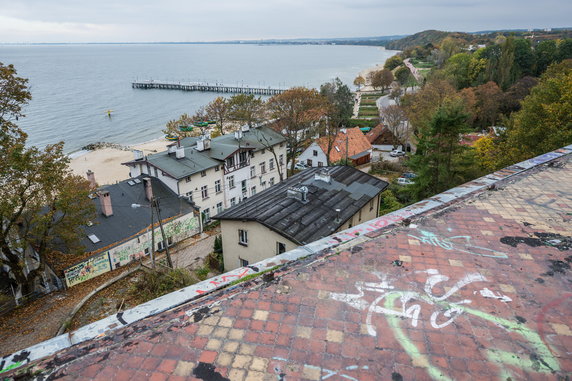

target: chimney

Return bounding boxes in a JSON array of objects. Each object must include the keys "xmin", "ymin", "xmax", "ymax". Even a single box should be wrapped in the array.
[
  {"xmin": 99, "ymin": 191, "xmax": 113, "ymax": 217},
  {"xmin": 86, "ymin": 170, "xmax": 97, "ymax": 189},
  {"xmin": 143, "ymin": 177, "xmax": 153, "ymax": 201},
  {"xmin": 234, "ymin": 130, "xmax": 243, "ymax": 140},
  {"xmin": 133, "ymin": 149, "xmax": 144, "ymax": 160},
  {"xmin": 314, "ymin": 169, "xmax": 331, "ymax": 184},
  {"xmin": 334, "ymin": 208, "xmax": 341, "ymax": 223},
  {"xmin": 175, "ymin": 146, "xmax": 185, "ymax": 159},
  {"xmin": 286, "ymin": 186, "xmax": 309, "ymax": 203},
  {"xmin": 167, "ymin": 145, "xmax": 177, "ymax": 155},
  {"xmin": 196, "ymin": 136, "xmax": 211, "ymax": 151},
  {"xmin": 241, "ymin": 124, "xmax": 250, "ymax": 132}
]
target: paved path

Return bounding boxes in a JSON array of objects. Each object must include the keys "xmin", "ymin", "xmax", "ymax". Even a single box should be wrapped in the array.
[
  {"xmin": 403, "ymin": 58, "xmax": 423, "ymax": 82},
  {"xmin": 171, "ymin": 233, "xmax": 218, "ymax": 270}
]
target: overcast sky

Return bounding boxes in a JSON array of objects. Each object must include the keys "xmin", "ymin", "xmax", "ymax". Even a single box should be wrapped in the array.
[{"xmin": 0, "ymin": 0, "xmax": 570, "ymax": 43}]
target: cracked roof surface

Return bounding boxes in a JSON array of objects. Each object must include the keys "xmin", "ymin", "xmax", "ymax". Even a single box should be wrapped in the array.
[{"xmin": 5, "ymin": 154, "xmax": 572, "ymax": 380}]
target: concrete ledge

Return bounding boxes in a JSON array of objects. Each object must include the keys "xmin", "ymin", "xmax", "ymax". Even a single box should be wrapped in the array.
[{"xmin": 1, "ymin": 144, "xmax": 571, "ymax": 374}]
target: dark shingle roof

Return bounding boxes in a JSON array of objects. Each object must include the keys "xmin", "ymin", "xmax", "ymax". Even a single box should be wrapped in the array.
[
  {"xmin": 214, "ymin": 166, "xmax": 388, "ymax": 244},
  {"xmin": 81, "ymin": 176, "xmax": 196, "ymax": 252}
]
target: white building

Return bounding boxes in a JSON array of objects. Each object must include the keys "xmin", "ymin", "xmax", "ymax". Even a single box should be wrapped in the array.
[{"xmin": 123, "ymin": 125, "xmax": 287, "ymax": 222}]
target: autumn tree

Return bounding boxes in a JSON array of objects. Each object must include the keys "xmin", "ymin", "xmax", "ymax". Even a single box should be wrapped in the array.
[
  {"xmin": 228, "ymin": 94, "xmax": 264, "ymax": 128},
  {"xmin": 267, "ymin": 87, "xmax": 327, "ymax": 172},
  {"xmin": 384, "ymin": 55, "xmax": 403, "ymax": 71},
  {"xmin": 0, "ymin": 62, "xmax": 95, "ymax": 297},
  {"xmin": 462, "ymin": 81, "xmax": 503, "ymax": 129},
  {"xmin": 369, "ymin": 69, "xmax": 394, "ymax": 92},
  {"xmin": 163, "ymin": 113, "xmax": 202, "ymax": 139},
  {"xmin": 380, "ymin": 104, "xmax": 409, "ymax": 148},
  {"xmin": 205, "ymin": 96, "xmax": 229, "ymax": 135},
  {"xmin": 353, "ymin": 75, "xmax": 365, "ymax": 90}
]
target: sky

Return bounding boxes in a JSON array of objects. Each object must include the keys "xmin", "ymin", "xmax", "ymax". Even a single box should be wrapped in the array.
[{"xmin": 0, "ymin": 0, "xmax": 571, "ymax": 43}]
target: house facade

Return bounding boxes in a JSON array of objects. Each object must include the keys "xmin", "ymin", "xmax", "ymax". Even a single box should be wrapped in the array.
[
  {"xmin": 298, "ymin": 128, "xmax": 372, "ymax": 167},
  {"xmin": 215, "ymin": 167, "xmax": 388, "ymax": 270},
  {"xmin": 123, "ymin": 125, "xmax": 287, "ymax": 221}
]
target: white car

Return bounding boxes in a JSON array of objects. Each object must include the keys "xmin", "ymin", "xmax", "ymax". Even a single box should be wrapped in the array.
[
  {"xmin": 397, "ymin": 177, "xmax": 414, "ymax": 185},
  {"xmin": 390, "ymin": 149, "xmax": 406, "ymax": 157},
  {"xmin": 294, "ymin": 162, "xmax": 308, "ymax": 170}
]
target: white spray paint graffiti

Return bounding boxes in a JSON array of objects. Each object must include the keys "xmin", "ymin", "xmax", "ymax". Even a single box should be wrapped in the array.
[
  {"xmin": 408, "ymin": 229, "xmax": 508, "ymax": 259},
  {"xmin": 331, "ymin": 269, "xmax": 486, "ymax": 336},
  {"xmin": 272, "ymin": 357, "xmax": 369, "ymax": 381},
  {"xmin": 477, "ymin": 288, "xmax": 512, "ymax": 302}
]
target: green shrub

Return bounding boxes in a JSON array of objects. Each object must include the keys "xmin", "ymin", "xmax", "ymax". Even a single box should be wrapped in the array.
[
  {"xmin": 379, "ymin": 190, "xmax": 404, "ymax": 215},
  {"xmin": 195, "ymin": 267, "xmax": 210, "ymax": 281},
  {"xmin": 370, "ymin": 160, "xmax": 405, "ymax": 174},
  {"xmin": 348, "ymin": 119, "xmax": 379, "ymax": 127},
  {"xmin": 129, "ymin": 268, "xmax": 196, "ymax": 303}
]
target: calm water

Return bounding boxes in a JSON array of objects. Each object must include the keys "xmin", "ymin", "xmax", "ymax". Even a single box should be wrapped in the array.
[{"xmin": 0, "ymin": 44, "xmax": 395, "ymax": 153}]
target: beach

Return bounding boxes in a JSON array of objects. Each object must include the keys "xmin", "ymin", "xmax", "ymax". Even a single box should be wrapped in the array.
[{"xmin": 69, "ymin": 138, "xmax": 170, "ymax": 185}]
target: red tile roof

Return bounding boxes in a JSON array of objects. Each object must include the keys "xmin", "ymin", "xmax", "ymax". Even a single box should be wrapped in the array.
[{"xmin": 316, "ymin": 128, "xmax": 372, "ymax": 163}]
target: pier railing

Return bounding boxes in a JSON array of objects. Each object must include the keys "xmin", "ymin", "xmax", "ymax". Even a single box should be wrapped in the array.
[{"xmin": 132, "ymin": 80, "xmax": 285, "ymax": 95}]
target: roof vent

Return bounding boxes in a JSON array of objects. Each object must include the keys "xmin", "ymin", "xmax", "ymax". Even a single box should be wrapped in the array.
[
  {"xmin": 334, "ymin": 208, "xmax": 341, "ymax": 223},
  {"xmin": 287, "ymin": 186, "xmax": 309, "ymax": 203},
  {"xmin": 175, "ymin": 146, "xmax": 185, "ymax": 159},
  {"xmin": 314, "ymin": 169, "xmax": 331, "ymax": 184}
]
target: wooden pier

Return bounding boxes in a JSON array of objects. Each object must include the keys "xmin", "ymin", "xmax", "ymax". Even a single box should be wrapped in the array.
[{"xmin": 132, "ymin": 81, "xmax": 285, "ymax": 95}]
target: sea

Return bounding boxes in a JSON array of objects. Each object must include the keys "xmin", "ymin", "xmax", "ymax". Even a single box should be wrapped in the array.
[{"xmin": 0, "ymin": 43, "xmax": 396, "ymax": 154}]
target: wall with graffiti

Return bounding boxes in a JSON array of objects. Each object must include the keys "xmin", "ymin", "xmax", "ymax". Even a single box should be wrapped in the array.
[
  {"xmin": 108, "ymin": 213, "xmax": 200, "ymax": 269},
  {"xmin": 64, "ymin": 252, "xmax": 112, "ymax": 287}
]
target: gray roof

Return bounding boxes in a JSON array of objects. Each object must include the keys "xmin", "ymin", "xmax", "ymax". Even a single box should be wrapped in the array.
[
  {"xmin": 124, "ymin": 126, "xmax": 286, "ymax": 180},
  {"xmin": 81, "ymin": 176, "xmax": 196, "ymax": 252},
  {"xmin": 214, "ymin": 166, "xmax": 388, "ymax": 244}
]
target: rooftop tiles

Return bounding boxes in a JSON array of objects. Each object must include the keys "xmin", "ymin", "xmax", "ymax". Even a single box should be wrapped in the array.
[{"xmin": 2, "ymin": 149, "xmax": 572, "ymax": 380}]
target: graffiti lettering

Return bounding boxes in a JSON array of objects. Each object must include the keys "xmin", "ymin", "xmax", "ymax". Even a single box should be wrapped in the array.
[
  {"xmin": 272, "ymin": 357, "xmax": 369, "ymax": 381},
  {"xmin": 408, "ymin": 229, "xmax": 508, "ymax": 259}
]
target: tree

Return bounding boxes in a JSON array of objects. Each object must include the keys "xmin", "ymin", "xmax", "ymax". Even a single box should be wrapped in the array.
[
  {"xmin": 473, "ymin": 81, "xmax": 503, "ymax": 129},
  {"xmin": 369, "ymin": 69, "xmax": 394, "ymax": 91},
  {"xmin": 501, "ymin": 61, "xmax": 572, "ymax": 164},
  {"xmin": 557, "ymin": 39, "xmax": 572, "ymax": 61},
  {"xmin": 384, "ymin": 55, "xmax": 403, "ymax": 71},
  {"xmin": 497, "ymin": 36, "xmax": 516, "ymax": 90},
  {"xmin": 0, "ymin": 62, "xmax": 95, "ymax": 296},
  {"xmin": 320, "ymin": 78, "xmax": 354, "ymax": 164},
  {"xmin": 513, "ymin": 38, "xmax": 535, "ymax": 77},
  {"xmin": 267, "ymin": 87, "xmax": 327, "ymax": 172},
  {"xmin": 380, "ymin": 104, "xmax": 409, "ymax": 147},
  {"xmin": 407, "ymin": 101, "xmax": 473, "ymax": 200},
  {"xmin": 205, "ymin": 96, "xmax": 229, "ymax": 135},
  {"xmin": 395, "ymin": 66, "xmax": 413, "ymax": 88},
  {"xmin": 163, "ymin": 113, "xmax": 201, "ymax": 139},
  {"xmin": 353, "ymin": 75, "xmax": 365, "ymax": 90},
  {"xmin": 534, "ymin": 40, "xmax": 558, "ymax": 76},
  {"xmin": 443, "ymin": 53, "xmax": 471, "ymax": 89},
  {"xmin": 228, "ymin": 94, "xmax": 264, "ymax": 128},
  {"xmin": 498, "ymin": 76, "xmax": 538, "ymax": 115}
]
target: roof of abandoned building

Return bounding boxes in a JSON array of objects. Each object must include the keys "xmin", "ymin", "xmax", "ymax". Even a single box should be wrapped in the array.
[
  {"xmin": 214, "ymin": 166, "xmax": 388, "ymax": 244},
  {"xmin": 316, "ymin": 127, "xmax": 372, "ymax": 163},
  {"xmin": 3, "ymin": 146, "xmax": 572, "ymax": 380}
]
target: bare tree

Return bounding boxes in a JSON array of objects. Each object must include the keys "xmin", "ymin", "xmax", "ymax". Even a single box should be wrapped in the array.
[
  {"xmin": 381, "ymin": 104, "xmax": 409, "ymax": 148},
  {"xmin": 205, "ymin": 97, "xmax": 229, "ymax": 135}
]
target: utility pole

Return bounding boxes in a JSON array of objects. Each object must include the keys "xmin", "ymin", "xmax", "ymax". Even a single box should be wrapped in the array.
[
  {"xmin": 345, "ymin": 129, "xmax": 349, "ymax": 165},
  {"xmin": 150, "ymin": 200, "xmax": 156, "ymax": 269},
  {"xmin": 154, "ymin": 198, "xmax": 174, "ymax": 268}
]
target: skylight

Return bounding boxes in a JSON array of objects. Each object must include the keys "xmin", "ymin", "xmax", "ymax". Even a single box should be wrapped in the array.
[{"xmin": 88, "ymin": 234, "xmax": 100, "ymax": 244}]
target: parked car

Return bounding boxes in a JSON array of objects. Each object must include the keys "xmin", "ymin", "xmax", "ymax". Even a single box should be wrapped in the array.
[
  {"xmin": 397, "ymin": 177, "xmax": 414, "ymax": 186},
  {"xmin": 390, "ymin": 149, "xmax": 406, "ymax": 157},
  {"xmin": 294, "ymin": 162, "xmax": 309, "ymax": 170},
  {"xmin": 402, "ymin": 172, "xmax": 417, "ymax": 179}
]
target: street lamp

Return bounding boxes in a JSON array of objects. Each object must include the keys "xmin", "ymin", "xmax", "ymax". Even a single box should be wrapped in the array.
[{"xmin": 132, "ymin": 199, "xmax": 173, "ymax": 269}]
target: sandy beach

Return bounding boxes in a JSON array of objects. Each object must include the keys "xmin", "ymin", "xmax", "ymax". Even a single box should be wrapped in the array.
[{"xmin": 69, "ymin": 138, "xmax": 171, "ymax": 185}]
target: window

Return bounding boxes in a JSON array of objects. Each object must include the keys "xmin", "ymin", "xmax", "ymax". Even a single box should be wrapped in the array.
[
  {"xmin": 201, "ymin": 185, "xmax": 208, "ymax": 199},
  {"xmin": 215, "ymin": 180, "xmax": 221, "ymax": 193},
  {"xmin": 185, "ymin": 176, "xmax": 192, "ymax": 183},
  {"xmin": 260, "ymin": 162, "xmax": 266, "ymax": 174},
  {"xmin": 261, "ymin": 149, "xmax": 265, "ymax": 155},
  {"xmin": 369, "ymin": 199, "xmax": 374, "ymax": 211},
  {"xmin": 239, "ymin": 151, "xmax": 248, "ymax": 165},
  {"xmin": 153, "ymin": 167, "xmax": 158, "ymax": 177},
  {"xmin": 216, "ymin": 202, "xmax": 223, "ymax": 214},
  {"xmin": 185, "ymin": 191, "xmax": 193, "ymax": 201},
  {"xmin": 203, "ymin": 208, "xmax": 210, "ymax": 222},
  {"xmin": 230, "ymin": 197, "xmax": 236, "ymax": 206},
  {"xmin": 261, "ymin": 181, "xmax": 266, "ymax": 189},
  {"xmin": 250, "ymin": 152, "xmax": 255, "ymax": 158},
  {"xmin": 215, "ymin": 166, "xmax": 220, "ymax": 171},
  {"xmin": 144, "ymin": 247, "xmax": 150, "ymax": 255},
  {"xmin": 228, "ymin": 176, "xmax": 235, "ymax": 189},
  {"xmin": 318, "ymin": 162, "xmax": 323, "ymax": 167},
  {"xmin": 269, "ymin": 177, "xmax": 275, "ymax": 186},
  {"xmin": 250, "ymin": 166, "xmax": 256, "ymax": 178},
  {"xmin": 241, "ymin": 180, "xmax": 247, "ymax": 196},
  {"xmin": 167, "ymin": 236, "xmax": 174, "ymax": 246},
  {"xmin": 313, "ymin": 150, "xmax": 318, "ymax": 157},
  {"xmin": 226, "ymin": 156, "xmax": 235, "ymax": 168},
  {"xmin": 251, "ymin": 186, "xmax": 256, "ymax": 196},
  {"xmin": 238, "ymin": 229, "xmax": 248, "ymax": 246},
  {"xmin": 279, "ymin": 154, "xmax": 284, "ymax": 165},
  {"xmin": 201, "ymin": 170, "xmax": 206, "ymax": 177},
  {"xmin": 269, "ymin": 158, "xmax": 275, "ymax": 170},
  {"xmin": 307, "ymin": 159, "xmax": 313, "ymax": 166},
  {"xmin": 277, "ymin": 242, "xmax": 286, "ymax": 255},
  {"xmin": 240, "ymin": 258, "xmax": 249, "ymax": 267},
  {"xmin": 157, "ymin": 241, "xmax": 165, "ymax": 251}
]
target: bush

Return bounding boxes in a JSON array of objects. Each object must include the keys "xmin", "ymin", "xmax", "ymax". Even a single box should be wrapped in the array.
[
  {"xmin": 348, "ymin": 119, "xmax": 379, "ymax": 128},
  {"xmin": 370, "ymin": 160, "xmax": 405, "ymax": 174},
  {"xmin": 379, "ymin": 190, "xmax": 403, "ymax": 215},
  {"xmin": 129, "ymin": 268, "xmax": 196, "ymax": 303}
]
